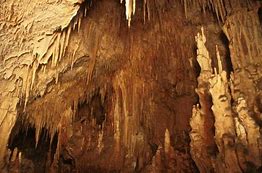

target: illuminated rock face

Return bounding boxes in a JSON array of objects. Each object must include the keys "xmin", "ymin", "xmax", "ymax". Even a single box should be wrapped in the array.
[
  {"xmin": 0, "ymin": 0, "xmax": 261, "ymax": 172},
  {"xmin": 190, "ymin": 10, "xmax": 262, "ymax": 172}
]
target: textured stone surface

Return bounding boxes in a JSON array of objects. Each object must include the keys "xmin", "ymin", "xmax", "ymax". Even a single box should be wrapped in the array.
[
  {"xmin": 190, "ymin": 9, "xmax": 261, "ymax": 172},
  {"xmin": 0, "ymin": 0, "xmax": 261, "ymax": 172}
]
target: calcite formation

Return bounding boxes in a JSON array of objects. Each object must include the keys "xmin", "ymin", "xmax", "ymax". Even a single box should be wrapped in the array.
[
  {"xmin": 0, "ymin": 0, "xmax": 261, "ymax": 172},
  {"xmin": 191, "ymin": 25, "xmax": 262, "ymax": 172}
]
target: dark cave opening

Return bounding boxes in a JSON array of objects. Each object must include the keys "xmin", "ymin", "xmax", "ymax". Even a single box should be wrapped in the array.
[
  {"xmin": 56, "ymin": 90, "xmax": 110, "ymax": 173},
  {"xmin": 76, "ymin": 91, "xmax": 106, "ymax": 127},
  {"xmin": 219, "ymin": 31, "xmax": 234, "ymax": 75},
  {"xmin": 7, "ymin": 119, "xmax": 58, "ymax": 173},
  {"xmin": 193, "ymin": 45, "xmax": 202, "ymax": 79},
  {"xmin": 58, "ymin": 148, "xmax": 76, "ymax": 173},
  {"xmin": 258, "ymin": 7, "xmax": 262, "ymax": 25}
]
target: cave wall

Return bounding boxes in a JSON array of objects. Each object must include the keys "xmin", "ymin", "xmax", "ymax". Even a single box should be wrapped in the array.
[{"xmin": 0, "ymin": 0, "xmax": 261, "ymax": 172}]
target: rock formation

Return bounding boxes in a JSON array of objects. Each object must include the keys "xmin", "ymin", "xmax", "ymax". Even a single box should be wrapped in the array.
[
  {"xmin": 0, "ymin": 0, "xmax": 261, "ymax": 172},
  {"xmin": 191, "ymin": 26, "xmax": 262, "ymax": 172}
]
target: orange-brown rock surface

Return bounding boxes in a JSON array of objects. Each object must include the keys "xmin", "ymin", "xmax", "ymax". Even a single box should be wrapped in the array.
[{"xmin": 0, "ymin": 0, "xmax": 261, "ymax": 172}]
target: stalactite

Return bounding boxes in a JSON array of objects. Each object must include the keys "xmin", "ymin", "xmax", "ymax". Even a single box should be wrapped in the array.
[
  {"xmin": 181, "ymin": 0, "xmax": 251, "ymax": 23},
  {"xmin": 184, "ymin": 0, "xmax": 188, "ymax": 18},
  {"xmin": 0, "ymin": 0, "xmax": 91, "ymax": 169},
  {"xmin": 59, "ymin": 31, "xmax": 66, "ymax": 61},
  {"xmin": 113, "ymin": 82, "xmax": 121, "ymax": 154},
  {"xmin": 146, "ymin": 0, "xmax": 150, "ymax": 21},
  {"xmin": 121, "ymin": 0, "xmax": 136, "ymax": 27},
  {"xmin": 22, "ymin": 8, "xmax": 87, "ymax": 110},
  {"xmin": 143, "ymin": 0, "xmax": 147, "ymax": 23}
]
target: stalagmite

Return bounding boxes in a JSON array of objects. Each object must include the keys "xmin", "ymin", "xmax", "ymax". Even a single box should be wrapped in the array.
[
  {"xmin": 223, "ymin": 8, "xmax": 262, "ymax": 169},
  {"xmin": 10, "ymin": 148, "xmax": 18, "ymax": 162},
  {"xmin": 191, "ymin": 26, "xmax": 262, "ymax": 172},
  {"xmin": 97, "ymin": 128, "xmax": 104, "ymax": 153},
  {"xmin": 189, "ymin": 104, "xmax": 209, "ymax": 172},
  {"xmin": 190, "ymin": 27, "xmax": 215, "ymax": 172},
  {"xmin": 195, "ymin": 27, "xmax": 212, "ymax": 73},
  {"xmin": 209, "ymin": 59, "xmax": 242, "ymax": 172},
  {"xmin": 236, "ymin": 97, "xmax": 261, "ymax": 167},
  {"xmin": 216, "ymin": 45, "xmax": 222, "ymax": 73},
  {"xmin": 234, "ymin": 116, "xmax": 247, "ymax": 146}
]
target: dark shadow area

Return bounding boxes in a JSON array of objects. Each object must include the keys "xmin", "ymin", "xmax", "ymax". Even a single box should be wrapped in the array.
[
  {"xmin": 219, "ymin": 31, "xmax": 234, "ymax": 74},
  {"xmin": 8, "ymin": 118, "xmax": 58, "ymax": 173},
  {"xmin": 258, "ymin": 7, "xmax": 262, "ymax": 26},
  {"xmin": 193, "ymin": 45, "xmax": 201, "ymax": 78},
  {"xmin": 76, "ymin": 91, "xmax": 106, "ymax": 127}
]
